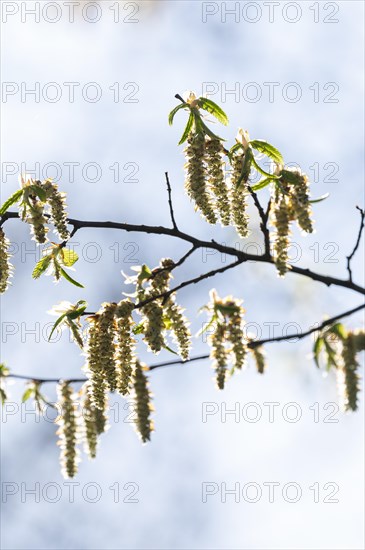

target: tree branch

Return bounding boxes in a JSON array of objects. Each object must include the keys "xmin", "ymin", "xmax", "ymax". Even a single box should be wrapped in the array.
[
  {"xmin": 346, "ymin": 206, "xmax": 365, "ymax": 282},
  {"xmin": 1, "ymin": 211, "xmax": 364, "ymax": 295},
  {"xmin": 165, "ymin": 172, "xmax": 178, "ymax": 230},
  {"xmin": 5, "ymin": 303, "xmax": 364, "ymax": 385},
  {"xmin": 247, "ymin": 185, "xmax": 271, "ymax": 257}
]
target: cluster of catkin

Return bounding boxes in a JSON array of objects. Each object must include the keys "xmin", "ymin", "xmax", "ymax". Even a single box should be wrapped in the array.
[
  {"xmin": 83, "ymin": 299, "xmax": 154, "ymax": 444},
  {"xmin": 56, "ymin": 382, "xmax": 108, "ymax": 478},
  {"xmin": 139, "ymin": 258, "xmax": 191, "ymax": 360},
  {"xmin": 0, "ymin": 228, "xmax": 13, "ymax": 294},
  {"xmin": 20, "ymin": 177, "xmax": 70, "ymax": 244},
  {"xmin": 336, "ymin": 330, "xmax": 364, "ymax": 412},
  {"xmin": 184, "ymin": 135, "xmax": 249, "ymax": 236},
  {"xmin": 208, "ymin": 291, "xmax": 248, "ymax": 389},
  {"xmin": 270, "ymin": 167, "xmax": 314, "ymax": 276}
]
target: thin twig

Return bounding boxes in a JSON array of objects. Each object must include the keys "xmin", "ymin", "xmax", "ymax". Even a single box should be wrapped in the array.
[
  {"xmin": 165, "ymin": 172, "xmax": 178, "ymax": 230},
  {"xmin": 5, "ymin": 303, "xmax": 364, "ymax": 385},
  {"xmin": 346, "ymin": 206, "xmax": 365, "ymax": 282},
  {"xmin": 248, "ymin": 185, "xmax": 271, "ymax": 257}
]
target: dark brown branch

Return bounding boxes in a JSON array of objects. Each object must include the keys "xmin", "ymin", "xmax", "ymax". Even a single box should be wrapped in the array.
[
  {"xmin": 165, "ymin": 172, "xmax": 178, "ymax": 230},
  {"xmin": 248, "ymin": 185, "xmax": 271, "ymax": 256},
  {"xmin": 1, "ymin": 212, "xmax": 364, "ymax": 295},
  {"xmin": 346, "ymin": 206, "xmax": 365, "ymax": 282},
  {"xmin": 5, "ymin": 303, "xmax": 364, "ymax": 385},
  {"xmin": 137, "ymin": 259, "xmax": 242, "ymax": 309}
]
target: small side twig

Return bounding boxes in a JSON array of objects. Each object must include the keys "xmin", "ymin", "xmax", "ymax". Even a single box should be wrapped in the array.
[
  {"xmin": 346, "ymin": 206, "xmax": 365, "ymax": 282},
  {"xmin": 165, "ymin": 172, "xmax": 178, "ymax": 230},
  {"xmin": 248, "ymin": 186, "xmax": 271, "ymax": 257}
]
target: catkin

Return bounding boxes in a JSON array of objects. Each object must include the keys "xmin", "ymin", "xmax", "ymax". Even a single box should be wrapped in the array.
[
  {"xmin": 338, "ymin": 333, "xmax": 361, "ymax": 411},
  {"xmin": 0, "ymin": 228, "xmax": 13, "ymax": 293},
  {"xmin": 28, "ymin": 199, "xmax": 48, "ymax": 244},
  {"xmin": 133, "ymin": 361, "xmax": 154, "ymax": 443},
  {"xmin": 226, "ymin": 303, "xmax": 247, "ymax": 370},
  {"xmin": 230, "ymin": 155, "xmax": 250, "ymax": 238},
  {"xmin": 116, "ymin": 300, "xmax": 136, "ymax": 395},
  {"xmin": 43, "ymin": 180, "xmax": 70, "ymax": 240},
  {"xmin": 184, "ymin": 133, "xmax": 217, "ymax": 224},
  {"xmin": 288, "ymin": 172, "xmax": 313, "ymax": 233},
  {"xmin": 250, "ymin": 345, "xmax": 266, "ymax": 374},
  {"xmin": 85, "ymin": 316, "xmax": 108, "ymax": 411},
  {"xmin": 82, "ymin": 385, "xmax": 108, "ymax": 459},
  {"xmin": 210, "ymin": 323, "xmax": 228, "ymax": 390},
  {"xmin": 98, "ymin": 303, "xmax": 118, "ymax": 392},
  {"xmin": 206, "ymin": 138, "xmax": 231, "ymax": 226},
  {"xmin": 353, "ymin": 329, "xmax": 365, "ymax": 352},
  {"xmin": 56, "ymin": 382, "xmax": 80, "ymax": 478},
  {"xmin": 271, "ymin": 195, "xmax": 291, "ymax": 276},
  {"xmin": 165, "ymin": 299, "xmax": 191, "ymax": 360}
]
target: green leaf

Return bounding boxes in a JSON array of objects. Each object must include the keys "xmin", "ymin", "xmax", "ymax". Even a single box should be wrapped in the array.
[
  {"xmin": 162, "ymin": 344, "xmax": 178, "ymax": 356},
  {"xmin": 251, "ymin": 177, "xmax": 276, "ymax": 192},
  {"xmin": 196, "ymin": 314, "xmax": 217, "ymax": 337},
  {"xmin": 178, "ymin": 112, "xmax": 194, "ymax": 145},
  {"xmin": 132, "ymin": 322, "xmax": 145, "ymax": 335},
  {"xmin": 168, "ymin": 103, "xmax": 187, "ymax": 125},
  {"xmin": 0, "ymin": 189, "xmax": 24, "ymax": 216},
  {"xmin": 60, "ymin": 248, "xmax": 79, "ymax": 267},
  {"xmin": 0, "ymin": 363, "xmax": 9, "ymax": 377},
  {"xmin": 137, "ymin": 264, "xmax": 152, "ymax": 285},
  {"xmin": 59, "ymin": 267, "xmax": 84, "ymax": 288},
  {"xmin": 163, "ymin": 316, "xmax": 173, "ymax": 330},
  {"xmin": 198, "ymin": 98, "xmax": 229, "ymax": 125},
  {"xmin": 236, "ymin": 148, "xmax": 253, "ymax": 188},
  {"xmin": 67, "ymin": 319, "xmax": 84, "ymax": 348},
  {"xmin": 199, "ymin": 117, "xmax": 225, "ymax": 141},
  {"xmin": 323, "ymin": 340, "xmax": 338, "ymax": 370},
  {"xmin": 313, "ymin": 337, "xmax": 324, "ymax": 368},
  {"xmin": 251, "ymin": 156, "xmax": 278, "ymax": 179},
  {"xmin": 29, "ymin": 184, "xmax": 47, "ymax": 202},
  {"xmin": 280, "ymin": 169, "xmax": 300, "ymax": 184},
  {"xmin": 310, "ymin": 193, "xmax": 330, "ymax": 204},
  {"xmin": 68, "ymin": 301, "xmax": 87, "ymax": 320},
  {"xmin": 249, "ymin": 140, "xmax": 284, "ymax": 164},
  {"xmin": 230, "ymin": 143, "xmax": 243, "ymax": 155},
  {"xmin": 0, "ymin": 388, "xmax": 7, "ymax": 405},
  {"xmin": 48, "ymin": 313, "xmax": 68, "ymax": 341},
  {"xmin": 327, "ymin": 323, "xmax": 347, "ymax": 341},
  {"xmin": 32, "ymin": 255, "xmax": 52, "ymax": 279},
  {"xmin": 22, "ymin": 387, "xmax": 35, "ymax": 402}
]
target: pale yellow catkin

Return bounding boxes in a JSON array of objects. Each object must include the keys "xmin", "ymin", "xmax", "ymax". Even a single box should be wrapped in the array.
[
  {"xmin": 184, "ymin": 133, "xmax": 217, "ymax": 224},
  {"xmin": 42, "ymin": 180, "xmax": 70, "ymax": 240},
  {"xmin": 133, "ymin": 361, "xmax": 154, "ymax": 443},
  {"xmin": 210, "ymin": 323, "xmax": 228, "ymax": 390},
  {"xmin": 230, "ymin": 155, "xmax": 250, "ymax": 238},
  {"xmin": 56, "ymin": 382, "xmax": 80, "ymax": 478},
  {"xmin": 116, "ymin": 300, "xmax": 136, "ymax": 396},
  {"xmin": 0, "ymin": 228, "xmax": 13, "ymax": 293},
  {"xmin": 226, "ymin": 305, "xmax": 247, "ymax": 370},
  {"xmin": 98, "ymin": 303, "xmax": 118, "ymax": 392},
  {"xmin": 272, "ymin": 195, "xmax": 291, "ymax": 276},
  {"xmin": 338, "ymin": 333, "xmax": 361, "ymax": 412},
  {"xmin": 82, "ymin": 385, "xmax": 108, "ymax": 459},
  {"xmin": 84, "ymin": 316, "xmax": 108, "ymax": 411},
  {"xmin": 206, "ymin": 138, "xmax": 231, "ymax": 226}
]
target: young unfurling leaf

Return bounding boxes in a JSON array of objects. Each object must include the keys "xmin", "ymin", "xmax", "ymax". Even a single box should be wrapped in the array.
[
  {"xmin": 0, "ymin": 189, "xmax": 24, "ymax": 216},
  {"xmin": 198, "ymin": 98, "xmax": 229, "ymax": 126},
  {"xmin": 60, "ymin": 248, "xmax": 79, "ymax": 267},
  {"xmin": 249, "ymin": 139, "xmax": 284, "ymax": 165},
  {"xmin": 32, "ymin": 254, "xmax": 53, "ymax": 279}
]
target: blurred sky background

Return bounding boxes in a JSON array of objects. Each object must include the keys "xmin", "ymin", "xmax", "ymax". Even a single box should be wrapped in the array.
[{"xmin": 1, "ymin": 1, "xmax": 364, "ymax": 549}]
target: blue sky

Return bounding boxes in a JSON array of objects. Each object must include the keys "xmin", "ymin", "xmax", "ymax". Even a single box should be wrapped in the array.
[{"xmin": 1, "ymin": 1, "xmax": 364, "ymax": 549}]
